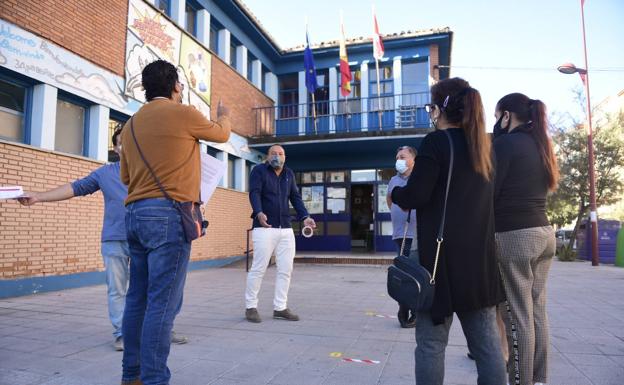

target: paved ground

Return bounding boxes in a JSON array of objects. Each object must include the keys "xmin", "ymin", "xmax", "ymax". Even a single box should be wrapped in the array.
[{"xmin": 1, "ymin": 259, "xmax": 623, "ymax": 385}]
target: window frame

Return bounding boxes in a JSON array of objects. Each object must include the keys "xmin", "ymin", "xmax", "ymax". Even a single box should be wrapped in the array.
[
  {"xmin": 55, "ymin": 91, "xmax": 91, "ymax": 157},
  {"xmin": 0, "ymin": 70, "xmax": 33, "ymax": 145}
]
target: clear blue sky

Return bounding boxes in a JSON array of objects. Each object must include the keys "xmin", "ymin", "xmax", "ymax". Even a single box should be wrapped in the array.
[{"xmin": 243, "ymin": 0, "xmax": 624, "ymax": 128}]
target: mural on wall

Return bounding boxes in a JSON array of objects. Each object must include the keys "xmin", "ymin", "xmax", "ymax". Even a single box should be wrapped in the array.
[
  {"xmin": 179, "ymin": 34, "xmax": 211, "ymax": 106},
  {"xmin": 0, "ymin": 1, "xmax": 260, "ymax": 162},
  {"xmin": 125, "ymin": 0, "xmax": 211, "ymax": 118},
  {"xmin": 0, "ymin": 20, "xmax": 131, "ymax": 113}
]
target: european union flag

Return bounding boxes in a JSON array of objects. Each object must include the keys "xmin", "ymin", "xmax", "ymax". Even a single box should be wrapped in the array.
[{"xmin": 304, "ymin": 32, "xmax": 318, "ymax": 94}]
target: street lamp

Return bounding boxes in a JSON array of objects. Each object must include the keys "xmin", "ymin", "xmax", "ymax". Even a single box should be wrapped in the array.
[{"xmin": 557, "ymin": 2, "xmax": 599, "ymax": 266}]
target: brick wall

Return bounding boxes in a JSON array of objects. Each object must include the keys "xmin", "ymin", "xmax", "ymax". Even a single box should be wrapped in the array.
[
  {"xmin": 210, "ymin": 56, "xmax": 274, "ymax": 137},
  {"xmin": 0, "ymin": 141, "xmax": 251, "ymax": 279},
  {"xmin": 429, "ymin": 44, "xmax": 440, "ymax": 81},
  {"xmin": 0, "ymin": 0, "xmax": 128, "ymax": 76}
]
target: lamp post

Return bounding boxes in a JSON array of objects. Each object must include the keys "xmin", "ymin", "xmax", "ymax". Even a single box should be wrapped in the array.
[{"xmin": 557, "ymin": 2, "xmax": 599, "ymax": 266}]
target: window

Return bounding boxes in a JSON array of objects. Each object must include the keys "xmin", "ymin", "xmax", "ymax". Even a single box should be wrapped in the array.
[
  {"xmin": 230, "ymin": 41, "xmax": 237, "ymax": 68},
  {"xmin": 228, "ymin": 156, "xmax": 236, "ymax": 189},
  {"xmin": 369, "ymin": 64, "xmax": 393, "ymax": 110},
  {"xmin": 55, "ymin": 96, "xmax": 87, "ymax": 156},
  {"xmin": 155, "ymin": 0, "xmax": 170, "ymax": 15},
  {"xmin": 278, "ymin": 73, "xmax": 298, "ymax": 119},
  {"xmin": 247, "ymin": 53, "xmax": 256, "ymax": 80},
  {"xmin": 108, "ymin": 113, "xmax": 128, "ymax": 162},
  {"xmin": 402, "ymin": 61, "xmax": 429, "ymax": 95},
  {"xmin": 209, "ymin": 24, "xmax": 219, "ymax": 54},
  {"xmin": 0, "ymin": 78, "xmax": 27, "ymax": 143},
  {"xmin": 310, "ymin": 69, "xmax": 329, "ymax": 116},
  {"xmin": 350, "ymin": 169, "xmax": 376, "ymax": 182},
  {"xmin": 337, "ymin": 67, "xmax": 362, "ymax": 113},
  {"xmin": 261, "ymin": 65, "xmax": 268, "ymax": 93},
  {"xmin": 185, "ymin": 2, "xmax": 198, "ymax": 36},
  {"xmin": 245, "ymin": 160, "xmax": 254, "ymax": 192}
]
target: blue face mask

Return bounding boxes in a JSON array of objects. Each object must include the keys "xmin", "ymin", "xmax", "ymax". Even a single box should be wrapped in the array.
[
  {"xmin": 395, "ymin": 159, "xmax": 408, "ymax": 174},
  {"xmin": 269, "ymin": 155, "xmax": 284, "ymax": 169}
]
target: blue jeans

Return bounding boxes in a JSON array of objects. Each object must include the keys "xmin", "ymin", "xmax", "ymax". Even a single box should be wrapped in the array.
[
  {"xmin": 101, "ymin": 240, "xmax": 130, "ymax": 338},
  {"xmin": 415, "ymin": 306, "xmax": 506, "ymax": 385},
  {"xmin": 122, "ymin": 199, "xmax": 191, "ymax": 385}
]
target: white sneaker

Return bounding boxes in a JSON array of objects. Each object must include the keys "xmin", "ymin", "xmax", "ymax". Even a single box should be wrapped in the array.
[{"xmin": 114, "ymin": 336, "xmax": 124, "ymax": 351}]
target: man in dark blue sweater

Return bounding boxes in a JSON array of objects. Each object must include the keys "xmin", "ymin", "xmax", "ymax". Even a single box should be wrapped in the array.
[{"xmin": 245, "ymin": 144, "xmax": 316, "ymax": 323}]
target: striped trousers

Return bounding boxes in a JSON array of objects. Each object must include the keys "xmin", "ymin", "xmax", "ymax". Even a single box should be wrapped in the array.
[{"xmin": 496, "ymin": 226, "xmax": 555, "ymax": 385}]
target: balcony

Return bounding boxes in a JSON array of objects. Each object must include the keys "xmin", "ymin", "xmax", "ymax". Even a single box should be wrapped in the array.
[{"xmin": 252, "ymin": 92, "xmax": 431, "ymax": 139}]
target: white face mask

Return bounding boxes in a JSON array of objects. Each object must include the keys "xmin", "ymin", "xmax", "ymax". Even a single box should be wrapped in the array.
[{"xmin": 395, "ymin": 159, "xmax": 408, "ymax": 174}]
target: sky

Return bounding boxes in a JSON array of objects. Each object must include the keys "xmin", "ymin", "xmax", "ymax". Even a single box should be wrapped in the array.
[{"xmin": 243, "ymin": 0, "xmax": 624, "ymax": 128}]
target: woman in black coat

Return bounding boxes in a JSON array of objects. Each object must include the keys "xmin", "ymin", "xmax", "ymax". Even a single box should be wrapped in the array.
[{"xmin": 392, "ymin": 77, "xmax": 506, "ymax": 385}]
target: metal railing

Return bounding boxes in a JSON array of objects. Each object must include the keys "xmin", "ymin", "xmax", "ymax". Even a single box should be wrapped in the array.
[{"xmin": 253, "ymin": 92, "xmax": 431, "ymax": 137}]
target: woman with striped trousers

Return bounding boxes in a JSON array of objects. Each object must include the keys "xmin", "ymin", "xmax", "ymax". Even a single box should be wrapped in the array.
[{"xmin": 493, "ymin": 93, "xmax": 559, "ymax": 385}]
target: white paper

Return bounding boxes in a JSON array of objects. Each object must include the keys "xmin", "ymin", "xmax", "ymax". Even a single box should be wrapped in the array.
[
  {"xmin": 327, "ymin": 187, "xmax": 346, "ymax": 199},
  {"xmin": 0, "ymin": 186, "xmax": 24, "ymax": 199},
  {"xmin": 327, "ymin": 198, "xmax": 345, "ymax": 214},
  {"xmin": 200, "ymin": 153, "xmax": 226, "ymax": 204}
]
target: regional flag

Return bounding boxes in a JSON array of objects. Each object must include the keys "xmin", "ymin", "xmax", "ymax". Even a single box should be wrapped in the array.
[
  {"xmin": 339, "ymin": 19, "xmax": 352, "ymax": 97},
  {"xmin": 372, "ymin": 7, "xmax": 384, "ymax": 60},
  {"xmin": 304, "ymin": 31, "xmax": 318, "ymax": 94}
]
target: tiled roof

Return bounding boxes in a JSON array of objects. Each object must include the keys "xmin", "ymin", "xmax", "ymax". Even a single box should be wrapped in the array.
[
  {"xmin": 281, "ymin": 27, "xmax": 452, "ymax": 53},
  {"xmin": 234, "ymin": 0, "xmax": 449, "ymax": 55}
]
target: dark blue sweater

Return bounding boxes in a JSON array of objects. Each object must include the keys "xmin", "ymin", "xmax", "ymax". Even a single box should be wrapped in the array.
[{"xmin": 249, "ymin": 163, "xmax": 309, "ymax": 228}]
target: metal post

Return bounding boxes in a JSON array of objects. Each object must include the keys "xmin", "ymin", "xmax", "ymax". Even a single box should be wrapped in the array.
[{"xmin": 580, "ymin": 1, "xmax": 599, "ymax": 266}]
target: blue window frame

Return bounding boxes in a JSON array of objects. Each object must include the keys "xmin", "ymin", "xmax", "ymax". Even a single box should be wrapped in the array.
[
  {"xmin": 108, "ymin": 110, "xmax": 129, "ymax": 162},
  {"xmin": 209, "ymin": 23, "xmax": 219, "ymax": 54},
  {"xmin": 55, "ymin": 91, "xmax": 91, "ymax": 157},
  {"xmin": 0, "ymin": 69, "xmax": 33, "ymax": 145},
  {"xmin": 247, "ymin": 53, "xmax": 256, "ymax": 80},
  {"xmin": 185, "ymin": 0, "xmax": 199, "ymax": 36},
  {"xmin": 155, "ymin": 0, "xmax": 170, "ymax": 16}
]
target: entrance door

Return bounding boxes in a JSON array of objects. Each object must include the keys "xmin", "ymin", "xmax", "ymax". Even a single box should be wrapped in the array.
[{"xmin": 350, "ymin": 184, "xmax": 374, "ymax": 251}]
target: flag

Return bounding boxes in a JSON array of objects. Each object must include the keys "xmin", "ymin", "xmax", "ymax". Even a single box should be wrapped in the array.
[
  {"xmin": 339, "ymin": 18, "xmax": 352, "ymax": 97},
  {"xmin": 372, "ymin": 6, "xmax": 384, "ymax": 60},
  {"xmin": 304, "ymin": 31, "xmax": 318, "ymax": 94}
]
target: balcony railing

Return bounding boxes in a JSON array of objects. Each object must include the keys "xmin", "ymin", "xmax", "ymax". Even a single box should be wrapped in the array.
[{"xmin": 253, "ymin": 92, "xmax": 431, "ymax": 138}]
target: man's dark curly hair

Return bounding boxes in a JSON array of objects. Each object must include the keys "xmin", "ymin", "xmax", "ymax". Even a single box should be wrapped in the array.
[{"xmin": 141, "ymin": 60, "xmax": 178, "ymax": 101}]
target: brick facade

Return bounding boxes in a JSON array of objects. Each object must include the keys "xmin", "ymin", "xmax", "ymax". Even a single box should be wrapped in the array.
[
  {"xmin": 0, "ymin": 141, "xmax": 251, "ymax": 279},
  {"xmin": 0, "ymin": 0, "xmax": 128, "ymax": 76},
  {"xmin": 210, "ymin": 57, "xmax": 274, "ymax": 137}
]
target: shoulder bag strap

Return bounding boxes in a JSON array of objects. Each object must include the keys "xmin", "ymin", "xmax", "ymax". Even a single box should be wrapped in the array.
[
  {"xmin": 430, "ymin": 129, "xmax": 454, "ymax": 284},
  {"xmin": 129, "ymin": 116, "xmax": 173, "ymax": 202}
]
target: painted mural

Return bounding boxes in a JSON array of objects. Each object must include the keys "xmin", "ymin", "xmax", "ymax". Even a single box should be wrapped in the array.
[
  {"xmin": 0, "ymin": 19, "xmax": 132, "ymax": 114},
  {"xmin": 125, "ymin": 0, "xmax": 211, "ymax": 117},
  {"xmin": 0, "ymin": 0, "xmax": 259, "ymax": 162}
]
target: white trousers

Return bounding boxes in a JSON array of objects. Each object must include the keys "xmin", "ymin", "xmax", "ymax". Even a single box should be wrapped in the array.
[{"xmin": 245, "ymin": 228, "xmax": 296, "ymax": 311}]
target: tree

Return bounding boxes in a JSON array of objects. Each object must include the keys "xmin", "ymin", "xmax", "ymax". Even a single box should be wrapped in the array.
[{"xmin": 547, "ymin": 104, "xmax": 624, "ymax": 257}]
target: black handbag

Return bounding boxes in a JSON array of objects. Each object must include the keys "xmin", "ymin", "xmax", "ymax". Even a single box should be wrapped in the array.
[
  {"xmin": 129, "ymin": 117, "xmax": 208, "ymax": 242},
  {"xmin": 387, "ymin": 129, "xmax": 454, "ymax": 311}
]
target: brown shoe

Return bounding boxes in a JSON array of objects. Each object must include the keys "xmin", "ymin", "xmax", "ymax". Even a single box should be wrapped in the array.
[
  {"xmin": 273, "ymin": 308, "xmax": 299, "ymax": 321},
  {"xmin": 120, "ymin": 379, "xmax": 142, "ymax": 385},
  {"xmin": 245, "ymin": 308, "xmax": 262, "ymax": 323}
]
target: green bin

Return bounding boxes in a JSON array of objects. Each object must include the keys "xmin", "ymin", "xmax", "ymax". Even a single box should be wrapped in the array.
[{"xmin": 616, "ymin": 227, "xmax": 624, "ymax": 267}]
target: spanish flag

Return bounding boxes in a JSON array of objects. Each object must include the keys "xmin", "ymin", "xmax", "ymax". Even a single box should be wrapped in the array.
[{"xmin": 339, "ymin": 16, "xmax": 351, "ymax": 97}]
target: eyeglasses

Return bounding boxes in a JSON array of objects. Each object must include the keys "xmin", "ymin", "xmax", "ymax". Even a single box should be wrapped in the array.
[
  {"xmin": 177, "ymin": 81, "xmax": 185, "ymax": 90},
  {"xmin": 424, "ymin": 103, "xmax": 436, "ymax": 113}
]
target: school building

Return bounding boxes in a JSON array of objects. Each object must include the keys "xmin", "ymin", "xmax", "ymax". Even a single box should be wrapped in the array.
[{"xmin": 0, "ymin": 0, "xmax": 452, "ymax": 296}]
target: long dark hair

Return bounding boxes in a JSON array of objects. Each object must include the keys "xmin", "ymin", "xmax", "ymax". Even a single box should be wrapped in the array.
[
  {"xmin": 431, "ymin": 77, "xmax": 492, "ymax": 181},
  {"xmin": 496, "ymin": 93, "xmax": 559, "ymax": 191}
]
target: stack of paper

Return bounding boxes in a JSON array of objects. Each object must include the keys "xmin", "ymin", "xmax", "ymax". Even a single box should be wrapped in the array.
[{"xmin": 0, "ymin": 186, "xmax": 24, "ymax": 199}]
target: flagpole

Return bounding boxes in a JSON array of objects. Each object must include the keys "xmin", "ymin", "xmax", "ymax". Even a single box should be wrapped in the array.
[
  {"xmin": 311, "ymin": 92, "xmax": 318, "ymax": 134},
  {"xmin": 375, "ymin": 57, "xmax": 383, "ymax": 130}
]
